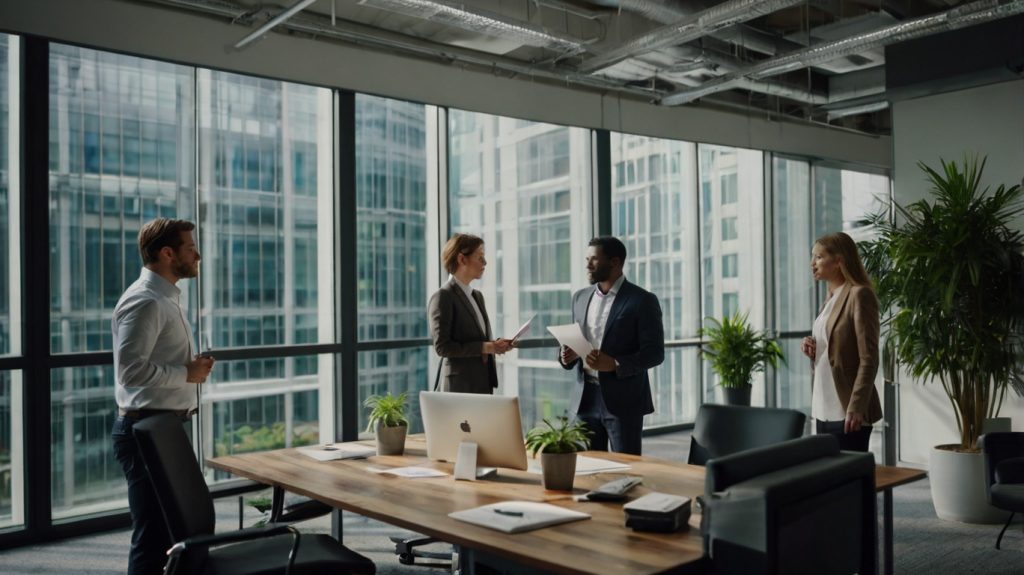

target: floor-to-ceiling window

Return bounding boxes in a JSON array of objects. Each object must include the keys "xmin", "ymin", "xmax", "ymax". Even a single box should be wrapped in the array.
[
  {"xmin": 772, "ymin": 157, "xmax": 889, "ymax": 415},
  {"xmin": 772, "ymin": 156, "xmax": 813, "ymax": 413},
  {"xmin": 699, "ymin": 145, "xmax": 766, "ymax": 405},
  {"xmin": 197, "ymin": 70, "xmax": 336, "ymax": 466},
  {"xmin": 611, "ymin": 133, "xmax": 701, "ymax": 427},
  {"xmin": 355, "ymin": 95, "xmax": 433, "ymax": 434},
  {"xmin": 46, "ymin": 44, "xmax": 338, "ymax": 517},
  {"xmin": 447, "ymin": 110, "xmax": 592, "ymax": 431},
  {"xmin": 0, "ymin": 33, "xmax": 23, "ymax": 530},
  {"xmin": 47, "ymin": 45, "xmax": 197, "ymax": 518}
]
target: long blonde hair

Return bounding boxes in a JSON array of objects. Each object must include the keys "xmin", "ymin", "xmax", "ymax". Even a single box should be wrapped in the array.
[{"xmin": 814, "ymin": 232, "xmax": 873, "ymax": 288}]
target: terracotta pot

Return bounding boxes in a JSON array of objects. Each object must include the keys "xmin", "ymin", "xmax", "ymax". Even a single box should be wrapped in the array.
[
  {"xmin": 375, "ymin": 423, "xmax": 407, "ymax": 456},
  {"xmin": 540, "ymin": 451, "xmax": 578, "ymax": 491}
]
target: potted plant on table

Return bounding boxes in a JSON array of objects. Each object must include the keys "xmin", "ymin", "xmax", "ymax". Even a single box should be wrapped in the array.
[
  {"xmin": 699, "ymin": 311, "xmax": 785, "ymax": 406},
  {"xmin": 364, "ymin": 391, "xmax": 410, "ymax": 456},
  {"xmin": 860, "ymin": 155, "xmax": 1024, "ymax": 523},
  {"xmin": 525, "ymin": 416, "xmax": 591, "ymax": 491}
]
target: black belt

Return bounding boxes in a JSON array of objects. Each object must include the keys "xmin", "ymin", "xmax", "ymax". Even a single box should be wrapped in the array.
[
  {"xmin": 584, "ymin": 375, "xmax": 600, "ymax": 386},
  {"xmin": 118, "ymin": 407, "xmax": 196, "ymax": 421}
]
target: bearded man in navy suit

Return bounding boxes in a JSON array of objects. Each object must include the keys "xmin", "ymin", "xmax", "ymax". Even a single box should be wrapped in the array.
[{"xmin": 559, "ymin": 236, "xmax": 664, "ymax": 455}]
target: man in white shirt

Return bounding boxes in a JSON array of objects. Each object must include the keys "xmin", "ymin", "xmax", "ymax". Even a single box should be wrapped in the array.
[
  {"xmin": 559, "ymin": 237, "xmax": 665, "ymax": 455},
  {"xmin": 111, "ymin": 218, "xmax": 214, "ymax": 575}
]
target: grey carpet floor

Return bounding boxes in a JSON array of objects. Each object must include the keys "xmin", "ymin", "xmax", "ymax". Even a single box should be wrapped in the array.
[{"xmin": 2, "ymin": 431, "xmax": 1023, "ymax": 574}]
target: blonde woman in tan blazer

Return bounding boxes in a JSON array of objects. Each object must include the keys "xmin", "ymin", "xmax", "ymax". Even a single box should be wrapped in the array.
[
  {"xmin": 428, "ymin": 234, "xmax": 513, "ymax": 394},
  {"xmin": 800, "ymin": 232, "xmax": 882, "ymax": 452}
]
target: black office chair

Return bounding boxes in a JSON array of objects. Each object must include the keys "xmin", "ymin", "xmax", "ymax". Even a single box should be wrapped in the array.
[
  {"xmin": 688, "ymin": 403, "xmax": 807, "ymax": 466},
  {"xmin": 701, "ymin": 434, "xmax": 876, "ymax": 575},
  {"xmin": 132, "ymin": 414, "xmax": 376, "ymax": 575},
  {"xmin": 979, "ymin": 432, "xmax": 1024, "ymax": 549}
]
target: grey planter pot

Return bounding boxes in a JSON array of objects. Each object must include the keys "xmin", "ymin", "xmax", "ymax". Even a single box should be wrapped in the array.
[
  {"xmin": 375, "ymin": 423, "xmax": 407, "ymax": 456},
  {"xmin": 540, "ymin": 452, "xmax": 578, "ymax": 491},
  {"xmin": 720, "ymin": 385, "xmax": 752, "ymax": 406}
]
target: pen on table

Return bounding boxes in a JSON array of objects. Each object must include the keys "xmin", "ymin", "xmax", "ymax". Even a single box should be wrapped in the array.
[{"xmin": 493, "ymin": 508, "xmax": 524, "ymax": 517}]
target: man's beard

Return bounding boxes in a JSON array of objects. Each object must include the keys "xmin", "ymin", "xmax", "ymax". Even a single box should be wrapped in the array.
[
  {"xmin": 173, "ymin": 259, "xmax": 198, "ymax": 279},
  {"xmin": 588, "ymin": 265, "xmax": 610, "ymax": 284}
]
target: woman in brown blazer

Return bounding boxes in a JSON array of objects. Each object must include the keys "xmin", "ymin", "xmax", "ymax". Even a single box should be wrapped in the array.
[
  {"xmin": 427, "ymin": 234, "xmax": 512, "ymax": 394},
  {"xmin": 800, "ymin": 232, "xmax": 882, "ymax": 452}
]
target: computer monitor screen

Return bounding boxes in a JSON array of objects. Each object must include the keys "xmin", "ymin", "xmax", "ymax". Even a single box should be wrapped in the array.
[{"xmin": 420, "ymin": 391, "xmax": 528, "ymax": 471}]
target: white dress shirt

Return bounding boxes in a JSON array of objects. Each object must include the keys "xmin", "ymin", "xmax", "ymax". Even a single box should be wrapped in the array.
[
  {"xmin": 453, "ymin": 276, "xmax": 487, "ymax": 335},
  {"xmin": 584, "ymin": 274, "xmax": 626, "ymax": 379},
  {"xmin": 113, "ymin": 268, "xmax": 197, "ymax": 411},
  {"xmin": 812, "ymin": 284, "xmax": 847, "ymax": 422}
]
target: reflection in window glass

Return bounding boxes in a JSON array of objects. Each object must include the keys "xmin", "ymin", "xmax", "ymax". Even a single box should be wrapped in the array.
[
  {"xmin": 611, "ymin": 133, "xmax": 699, "ymax": 427},
  {"xmin": 773, "ymin": 157, "xmax": 812, "ymax": 413},
  {"xmin": 773, "ymin": 157, "xmax": 812, "ymax": 334},
  {"xmin": 357, "ymin": 348, "xmax": 429, "ymax": 437},
  {"xmin": 814, "ymin": 167, "xmax": 888, "ymax": 241},
  {"xmin": 197, "ymin": 71, "xmax": 335, "ymax": 478},
  {"xmin": 699, "ymin": 145, "xmax": 765, "ymax": 405},
  {"xmin": 0, "ymin": 34, "xmax": 15, "ymax": 357},
  {"xmin": 49, "ymin": 45, "xmax": 196, "ymax": 354},
  {"xmin": 355, "ymin": 95, "xmax": 428, "ymax": 343},
  {"xmin": 645, "ymin": 348, "xmax": 700, "ymax": 427},
  {"xmin": 448, "ymin": 110, "xmax": 592, "ymax": 431},
  {"xmin": 50, "ymin": 366, "xmax": 122, "ymax": 519},
  {"xmin": 208, "ymin": 355, "xmax": 325, "ymax": 480},
  {"xmin": 199, "ymin": 70, "xmax": 334, "ymax": 349},
  {"xmin": 0, "ymin": 370, "xmax": 23, "ymax": 528}
]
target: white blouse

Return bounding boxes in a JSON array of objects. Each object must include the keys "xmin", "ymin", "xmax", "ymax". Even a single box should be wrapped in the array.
[{"xmin": 811, "ymin": 285, "xmax": 847, "ymax": 422}]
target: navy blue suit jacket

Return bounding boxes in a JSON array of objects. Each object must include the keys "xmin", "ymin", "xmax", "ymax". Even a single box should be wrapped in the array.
[{"xmin": 561, "ymin": 279, "xmax": 664, "ymax": 418}]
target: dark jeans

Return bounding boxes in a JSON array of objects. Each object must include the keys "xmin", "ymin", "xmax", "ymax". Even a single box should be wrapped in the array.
[
  {"xmin": 577, "ymin": 382, "xmax": 644, "ymax": 455},
  {"xmin": 112, "ymin": 415, "xmax": 187, "ymax": 575},
  {"xmin": 816, "ymin": 419, "xmax": 873, "ymax": 452}
]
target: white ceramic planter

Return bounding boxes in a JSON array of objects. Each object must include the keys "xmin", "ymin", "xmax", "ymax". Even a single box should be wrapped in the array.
[{"xmin": 929, "ymin": 444, "xmax": 1009, "ymax": 524}]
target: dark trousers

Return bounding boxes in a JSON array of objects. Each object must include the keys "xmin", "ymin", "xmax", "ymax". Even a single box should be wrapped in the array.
[
  {"xmin": 112, "ymin": 415, "xmax": 186, "ymax": 575},
  {"xmin": 816, "ymin": 419, "xmax": 873, "ymax": 452},
  {"xmin": 577, "ymin": 382, "xmax": 644, "ymax": 455}
]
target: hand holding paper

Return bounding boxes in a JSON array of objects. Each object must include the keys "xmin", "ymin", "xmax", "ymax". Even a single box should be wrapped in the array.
[
  {"xmin": 547, "ymin": 324, "xmax": 593, "ymax": 360},
  {"xmin": 511, "ymin": 314, "xmax": 535, "ymax": 343}
]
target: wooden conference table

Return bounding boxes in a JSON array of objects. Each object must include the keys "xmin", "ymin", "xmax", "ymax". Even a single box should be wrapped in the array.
[{"xmin": 208, "ymin": 437, "xmax": 925, "ymax": 575}]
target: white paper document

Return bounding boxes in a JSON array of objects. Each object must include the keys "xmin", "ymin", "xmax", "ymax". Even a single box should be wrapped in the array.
[
  {"xmin": 546, "ymin": 323, "xmax": 593, "ymax": 359},
  {"xmin": 298, "ymin": 443, "xmax": 375, "ymax": 462},
  {"xmin": 449, "ymin": 501, "xmax": 590, "ymax": 534},
  {"xmin": 367, "ymin": 466, "xmax": 449, "ymax": 478},
  {"xmin": 511, "ymin": 314, "xmax": 536, "ymax": 342},
  {"xmin": 527, "ymin": 455, "xmax": 632, "ymax": 476}
]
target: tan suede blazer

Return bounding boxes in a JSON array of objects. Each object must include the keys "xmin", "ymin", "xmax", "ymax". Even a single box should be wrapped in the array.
[{"xmin": 825, "ymin": 283, "xmax": 883, "ymax": 424}]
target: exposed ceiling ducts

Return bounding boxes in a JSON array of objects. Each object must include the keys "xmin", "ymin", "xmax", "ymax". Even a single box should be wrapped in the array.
[{"xmin": 128, "ymin": 0, "xmax": 1024, "ymax": 136}]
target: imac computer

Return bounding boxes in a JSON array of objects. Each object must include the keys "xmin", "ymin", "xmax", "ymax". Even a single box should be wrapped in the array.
[{"xmin": 420, "ymin": 391, "xmax": 528, "ymax": 477}]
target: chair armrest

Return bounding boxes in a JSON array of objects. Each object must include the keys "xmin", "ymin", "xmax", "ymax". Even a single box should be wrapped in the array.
[
  {"xmin": 166, "ymin": 525, "xmax": 301, "ymax": 575},
  {"xmin": 175, "ymin": 524, "xmax": 297, "ymax": 551},
  {"xmin": 996, "ymin": 457, "xmax": 1024, "ymax": 485}
]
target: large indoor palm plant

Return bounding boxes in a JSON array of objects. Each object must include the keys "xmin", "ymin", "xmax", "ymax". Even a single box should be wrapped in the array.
[{"xmin": 861, "ymin": 155, "xmax": 1024, "ymax": 522}]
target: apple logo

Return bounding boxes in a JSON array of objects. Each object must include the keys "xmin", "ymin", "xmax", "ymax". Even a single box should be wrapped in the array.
[{"xmin": 460, "ymin": 420, "xmax": 471, "ymax": 433}]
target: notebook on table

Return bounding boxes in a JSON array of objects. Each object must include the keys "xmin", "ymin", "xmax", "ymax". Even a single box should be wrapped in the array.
[{"xmin": 449, "ymin": 501, "xmax": 590, "ymax": 534}]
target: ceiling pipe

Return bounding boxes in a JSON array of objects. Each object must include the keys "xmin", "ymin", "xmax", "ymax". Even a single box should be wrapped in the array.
[
  {"xmin": 357, "ymin": 0, "xmax": 590, "ymax": 54},
  {"xmin": 825, "ymin": 100, "xmax": 890, "ymax": 121},
  {"xmin": 234, "ymin": 0, "xmax": 318, "ymax": 49},
  {"xmin": 616, "ymin": 0, "xmax": 798, "ymax": 57},
  {"xmin": 661, "ymin": 0, "xmax": 1024, "ymax": 106},
  {"xmin": 579, "ymin": 0, "xmax": 806, "ymax": 74},
  {"xmin": 137, "ymin": 0, "xmax": 662, "ymax": 98}
]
